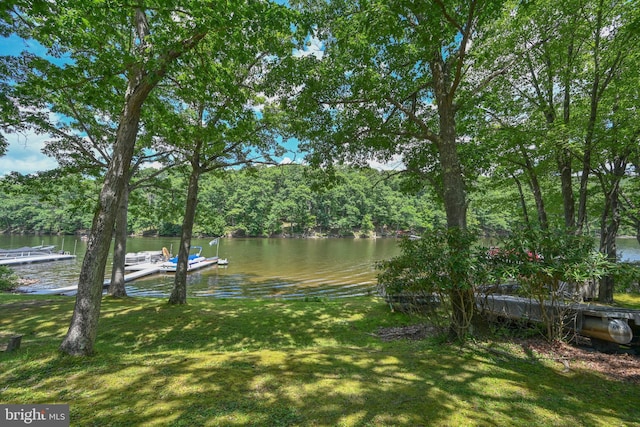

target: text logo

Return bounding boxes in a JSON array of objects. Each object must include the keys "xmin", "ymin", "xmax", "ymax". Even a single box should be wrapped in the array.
[{"xmin": 1, "ymin": 404, "xmax": 69, "ymax": 426}]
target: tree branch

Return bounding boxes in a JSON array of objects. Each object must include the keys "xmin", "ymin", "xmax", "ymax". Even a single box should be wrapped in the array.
[
  {"xmin": 433, "ymin": 0, "xmax": 463, "ymax": 32},
  {"xmin": 450, "ymin": 0, "xmax": 477, "ymax": 96},
  {"xmin": 386, "ymin": 97, "xmax": 439, "ymax": 144}
]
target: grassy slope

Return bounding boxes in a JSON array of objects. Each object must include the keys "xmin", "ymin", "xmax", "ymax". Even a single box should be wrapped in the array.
[{"xmin": 1, "ymin": 294, "xmax": 639, "ymax": 427}]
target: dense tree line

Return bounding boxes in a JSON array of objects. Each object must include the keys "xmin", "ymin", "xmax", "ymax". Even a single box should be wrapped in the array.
[
  {"xmin": 0, "ymin": 166, "xmax": 446, "ymax": 237},
  {"xmin": 173, "ymin": 165, "xmax": 448, "ymax": 237},
  {"xmin": 3, "ymin": 165, "xmax": 639, "ymax": 240}
]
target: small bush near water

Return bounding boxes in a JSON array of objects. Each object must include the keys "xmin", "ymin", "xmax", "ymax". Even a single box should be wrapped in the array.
[{"xmin": 0, "ymin": 266, "xmax": 18, "ymax": 291}]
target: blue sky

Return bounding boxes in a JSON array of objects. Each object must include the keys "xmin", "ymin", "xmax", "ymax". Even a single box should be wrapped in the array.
[
  {"xmin": 0, "ymin": 131, "xmax": 59, "ymax": 176},
  {"xmin": 1, "ymin": 34, "xmax": 62, "ymax": 175}
]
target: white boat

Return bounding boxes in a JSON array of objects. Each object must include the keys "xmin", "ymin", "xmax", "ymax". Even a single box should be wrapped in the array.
[
  {"xmin": 217, "ymin": 258, "xmax": 229, "ymax": 266},
  {"xmin": 124, "ymin": 250, "xmax": 164, "ymax": 265},
  {"xmin": 160, "ymin": 246, "xmax": 217, "ymax": 272}
]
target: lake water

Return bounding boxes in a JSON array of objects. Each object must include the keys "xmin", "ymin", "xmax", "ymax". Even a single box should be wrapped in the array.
[
  {"xmin": 3, "ymin": 235, "xmax": 639, "ymax": 299},
  {"xmin": 2, "ymin": 236, "xmax": 401, "ymax": 299}
]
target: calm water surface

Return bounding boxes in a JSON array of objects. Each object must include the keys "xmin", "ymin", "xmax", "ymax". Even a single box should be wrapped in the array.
[
  {"xmin": 2, "ymin": 236, "xmax": 401, "ymax": 299},
  {"xmin": 3, "ymin": 235, "xmax": 639, "ymax": 299}
]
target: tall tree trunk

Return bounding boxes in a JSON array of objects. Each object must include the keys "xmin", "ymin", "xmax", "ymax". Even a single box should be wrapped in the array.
[
  {"xmin": 432, "ymin": 54, "xmax": 472, "ymax": 340},
  {"xmin": 59, "ymin": 88, "xmax": 149, "ymax": 356},
  {"xmin": 527, "ymin": 172, "xmax": 548, "ymax": 229},
  {"xmin": 108, "ymin": 185, "xmax": 129, "ymax": 297},
  {"xmin": 433, "ymin": 60, "xmax": 467, "ymax": 231},
  {"xmin": 437, "ymin": 131, "xmax": 467, "ymax": 230},
  {"xmin": 557, "ymin": 150, "xmax": 575, "ymax": 228},
  {"xmin": 598, "ymin": 157, "xmax": 627, "ymax": 303},
  {"xmin": 577, "ymin": 134, "xmax": 594, "ymax": 233},
  {"xmin": 599, "ymin": 194, "xmax": 618, "ymax": 303},
  {"xmin": 519, "ymin": 145, "xmax": 548, "ymax": 229},
  {"xmin": 559, "ymin": 36, "xmax": 576, "ymax": 229},
  {"xmin": 168, "ymin": 159, "xmax": 202, "ymax": 305},
  {"xmin": 577, "ymin": 0, "xmax": 605, "ymax": 233},
  {"xmin": 511, "ymin": 174, "xmax": 530, "ymax": 226}
]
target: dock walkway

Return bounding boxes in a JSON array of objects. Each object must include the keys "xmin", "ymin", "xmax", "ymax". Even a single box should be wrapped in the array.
[
  {"xmin": 27, "ymin": 265, "xmax": 163, "ymax": 296},
  {"xmin": 18, "ymin": 258, "xmax": 220, "ymax": 296}
]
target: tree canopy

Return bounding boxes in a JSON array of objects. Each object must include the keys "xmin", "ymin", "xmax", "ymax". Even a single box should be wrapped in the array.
[{"xmin": 1, "ymin": 0, "xmax": 639, "ymax": 351}]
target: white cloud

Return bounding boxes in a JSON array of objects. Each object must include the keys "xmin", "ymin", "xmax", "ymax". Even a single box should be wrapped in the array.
[
  {"xmin": 0, "ymin": 131, "xmax": 59, "ymax": 176},
  {"xmin": 293, "ymin": 35, "xmax": 324, "ymax": 60},
  {"xmin": 141, "ymin": 161, "xmax": 163, "ymax": 170},
  {"xmin": 368, "ymin": 154, "xmax": 405, "ymax": 171}
]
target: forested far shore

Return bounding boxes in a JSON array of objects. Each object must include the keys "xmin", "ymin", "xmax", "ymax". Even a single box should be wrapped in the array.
[{"xmin": 1, "ymin": 165, "xmax": 638, "ymax": 240}]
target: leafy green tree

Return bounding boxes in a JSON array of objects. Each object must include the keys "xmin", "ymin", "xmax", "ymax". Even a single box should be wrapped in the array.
[
  {"xmin": 591, "ymin": 60, "xmax": 640, "ymax": 302},
  {"xmin": 0, "ymin": 171, "xmax": 95, "ymax": 234},
  {"xmin": 194, "ymin": 174, "xmax": 229, "ymax": 237},
  {"xmin": 477, "ymin": 0, "xmax": 587, "ymax": 228},
  {"xmin": 9, "ymin": 3, "xmax": 187, "ymax": 299},
  {"xmin": 289, "ymin": 0, "xmax": 509, "ymax": 339},
  {"xmin": 481, "ymin": 0, "xmax": 639, "ymax": 233},
  {"xmin": 5, "ymin": 1, "xmax": 259, "ymax": 355},
  {"xmin": 134, "ymin": 2, "xmax": 298, "ymax": 304},
  {"xmin": 378, "ymin": 228, "xmax": 485, "ymax": 335},
  {"xmin": 620, "ymin": 177, "xmax": 640, "ymax": 246},
  {"xmin": 489, "ymin": 228, "xmax": 609, "ymax": 341},
  {"xmin": 479, "ymin": 0, "xmax": 640, "ymax": 302},
  {"xmin": 0, "ymin": 55, "xmax": 22, "ymax": 157}
]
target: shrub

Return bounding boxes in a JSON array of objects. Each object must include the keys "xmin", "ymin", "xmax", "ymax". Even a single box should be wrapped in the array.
[
  {"xmin": 0, "ymin": 265, "xmax": 18, "ymax": 291},
  {"xmin": 377, "ymin": 228, "xmax": 488, "ymax": 339},
  {"xmin": 612, "ymin": 262, "xmax": 640, "ymax": 293},
  {"xmin": 486, "ymin": 228, "xmax": 609, "ymax": 341}
]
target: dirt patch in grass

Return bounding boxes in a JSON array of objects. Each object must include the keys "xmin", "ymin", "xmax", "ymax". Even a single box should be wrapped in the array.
[
  {"xmin": 376, "ymin": 323, "xmax": 438, "ymax": 341},
  {"xmin": 376, "ymin": 324, "xmax": 640, "ymax": 384},
  {"xmin": 520, "ymin": 338, "xmax": 640, "ymax": 384}
]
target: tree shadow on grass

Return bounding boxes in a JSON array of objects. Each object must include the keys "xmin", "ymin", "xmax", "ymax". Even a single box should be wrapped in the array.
[{"xmin": 1, "ymin": 297, "xmax": 639, "ymax": 426}]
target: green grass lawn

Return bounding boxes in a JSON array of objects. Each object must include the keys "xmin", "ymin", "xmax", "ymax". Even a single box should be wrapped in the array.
[{"xmin": 1, "ymin": 293, "xmax": 639, "ymax": 426}]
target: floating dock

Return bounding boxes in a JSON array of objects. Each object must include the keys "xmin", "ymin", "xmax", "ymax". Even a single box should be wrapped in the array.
[
  {"xmin": 28, "ymin": 259, "xmax": 221, "ymax": 296},
  {"xmin": 0, "ymin": 253, "xmax": 76, "ymax": 266},
  {"xmin": 18, "ymin": 254, "xmax": 222, "ymax": 296},
  {"xmin": 105, "ymin": 264, "xmax": 164, "ymax": 284},
  {"xmin": 385, "ymin": 291, "xmax": 640, "ymax": 351},
  {"xmin": 26, "ymin": 265, "xmax": 163, "ymax": 296},
  {"xmin": 478, "ymin": 293, "xmax": 640, "ymax": 348}
]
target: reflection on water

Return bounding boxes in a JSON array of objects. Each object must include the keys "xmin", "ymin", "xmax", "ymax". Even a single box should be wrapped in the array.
[{"xmin": 3, "ymin": 235, "xmax": 639, "ymax": 299}]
